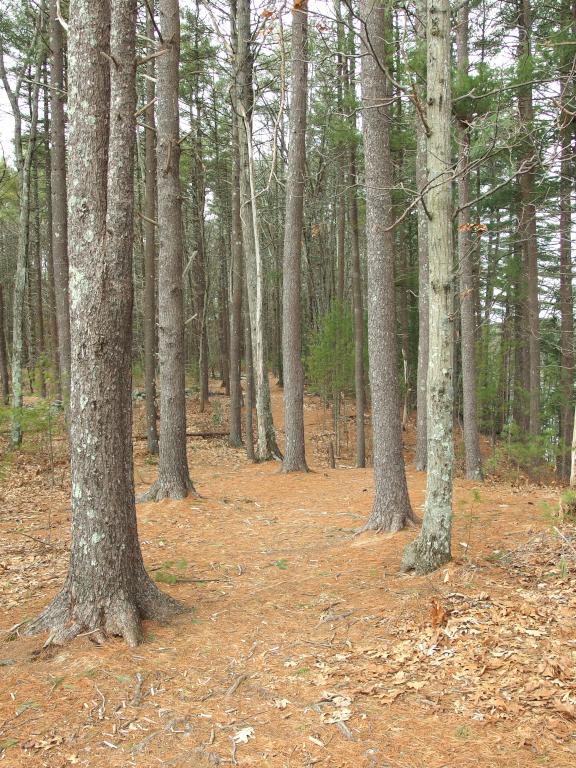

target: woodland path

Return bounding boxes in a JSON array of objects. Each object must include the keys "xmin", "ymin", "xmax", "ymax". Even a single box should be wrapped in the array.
[{"xmin": 0, "ymin": 382, "xmax": 574, "ymax": 767}]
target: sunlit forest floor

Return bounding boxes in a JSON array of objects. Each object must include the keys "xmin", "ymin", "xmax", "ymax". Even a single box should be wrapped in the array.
[{"xmin": 1, "ymin": 380, "xmax": 575, "ymax": 767}]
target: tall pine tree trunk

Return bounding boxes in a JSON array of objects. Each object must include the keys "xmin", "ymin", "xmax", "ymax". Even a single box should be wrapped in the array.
[
  {"xmin": 403, "ymin": 0, "xmax": 454, "ymax": 572},
  {"xmin": 281, "ymin": 0, "xmax": 308, "ymax": 473},
  {"xmin": 143, "ymin": 2, "xmax": 159, "ymax": 455},
  {"xmin": 49, "ymin": 0, "xmax": 71, "ymax": 404},
  {"xmin": 28, "ymin": 0, "xmax": 183, "ymax": 647},
  {"xmin": 456, "ymin": 1, "xmax": 482, "ymax": 480},
  {"xmin": 360, "ymin": 0, "xmax": 415, "ymax": 532},
  {"xmin": 235, "ymin": 0, "xmax": 281, "ymax": 461},
  {"xmin": 517, "ymin": 0, "xmax": 540, "ymax": 436},
  {"xmin": 141, "ymin": 0, "xmax": 195, "ymax": 500},
  {"xmin": 414, "ymin": 0, "xmax": 429, "ymax": 471}
]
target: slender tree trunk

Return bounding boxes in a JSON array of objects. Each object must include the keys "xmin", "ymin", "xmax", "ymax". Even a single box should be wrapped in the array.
[
  {"xmin": 2, "ymin": 46, "xmax": 42, "ymax": 444},
  {"xmin": 414, "ymin": 0, "xmax": 429, "ymax": 471},
  {"xmin": 456, "ymin": 2, "xmax": 482, "ymax": 480},
  {"xmin": 143, "ymin": 2, "xmax": 159, "ymax": 455},
  {"xmin": 27, "ymin": 0, "xmax": 183, "ymax": 647},
  {"xmin": 402, "ymin": 0, "xmax": 454, "ymax": 573},
  {"xmin": 141, "ymin": 0, "xmax": 195, "ymax": 500},
  {"xmin": 517, "ymin": 0, "xmax": 540, "ymax": 436},
  {"xmin": 236, "ymin": 0, "xmax": 281, "ymax": 461},
  {"xmin": 43, "ymin": 62, "xmax": 61, "ymax": 398},
  {"xmin": 558, "ymin": 0, "xmax": 574, "ymax": 481},
  {"xmin": 228, "ymin": 33, "xmax": 243, "ymax": 447},
  {"xmin": 346, "ymin": 20, "xmax": 366, "ymax": 469},
  {"xmin": 0, "ymin": 285, "xmax": 9, "ymax": 404},
  {"xmin": 49, "ymin": 0, "xmax": 71, "ymax": 403},
  {"xmin": 360, "ymin": 0, "xmax": 415, "ymax": 532},
  {"xmin": 244, "ymin": 282, "xmax": 255, "ymax": 461},
  {"xmin": 32, "ymin": 156, "xmax": 47, "ymax": 399},
  {"xmin": 281, "ymin": 1, "xmax": 309, "ymax": 473}
]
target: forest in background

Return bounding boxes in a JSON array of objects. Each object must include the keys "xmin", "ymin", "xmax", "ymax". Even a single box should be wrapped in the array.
[{"xmin": 0, "ymin": 0, "xmax": 574, "ymax": 623}]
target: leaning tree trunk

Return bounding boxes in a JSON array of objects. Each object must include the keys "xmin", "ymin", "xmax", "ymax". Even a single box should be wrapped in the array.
[
  {"xmin": 141, "ymin": 0, "xmax": 195, "ymax": 500},
  {"xmin": 281, "ymin": 0, "xmax": 308, "ymax": 473},
  {"xmin": 142, "ymin": 2, "xmax": 159, "ymax": 455},
  {"xmin": 402, "ymin": 0, "xmax": 454, "ymax": 573},
  {"xmin": 456, "ymin": 1, "xmax": 482, "ymax": 480},
  {"xmin": 27, "ymin": 0, "xmax": 183, "ymax": 647},
  {"xmin": 414, "ymin": 0, "xmax": 429, "ymax": 471},
  {"xmin": 49, "ymin": 0, "xmax": 71, "ymax": 404},
  {"xmin": 0, "ymin": 284, "xmax": 9, "ymax": 404},
  {"xmin": 360, "ymin": 0, "xmax": 415, "ymax": 532},
  {"xmin": 235, "ymin": 0, "xmax": 281, "ymax": 462}
]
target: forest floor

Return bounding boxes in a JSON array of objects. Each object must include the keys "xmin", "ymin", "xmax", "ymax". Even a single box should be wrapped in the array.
[{"xmin": 1, "ymin": 380, "xmax": 575, "ymax": 768}]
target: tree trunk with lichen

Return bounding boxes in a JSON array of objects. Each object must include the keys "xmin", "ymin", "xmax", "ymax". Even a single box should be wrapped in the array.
[
  {"xmin": 26, "ymin": 0, "xmax": 183, "ymax": 647},
  {"xmin": 402, "ymin": 0, "xmax": 454, "ymax": 573},
  {"xmin": 360, "ymin": 0, "xmax": 415, "ymax": 532},
  {"xmin": 141, "ymin": 0, "xmax": 196, "ymax": 500}
]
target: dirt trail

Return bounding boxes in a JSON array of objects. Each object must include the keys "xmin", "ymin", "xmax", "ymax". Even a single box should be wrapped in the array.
[{"xmin": 0, "ymin": 382, "xmax": 574, "ymax": 767}]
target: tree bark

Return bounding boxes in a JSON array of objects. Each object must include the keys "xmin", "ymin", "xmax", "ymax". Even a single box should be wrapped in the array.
[
  {"xmin": 141, "ymin": 0, "xmax": 196, "ymax": 500},
  {"xmin": 43, "ymin": 61, "xmax": 61, "ymax": 398},
  {"xmin": 142, "ymin": 2, "xmax": 159, "ymax": 456},
  {"xmin": 281, "ymin": 1, "xmax": 309, "ymax": 473},
  {"xmin": 360, "ymin": 0, "xmax": 415, "ymax": 532},
  {"xmin": 228, "ymin": 11, "xmax": 243, "ymax": 447},
  {"xmin": 345, "ymin": 15, "xmax": 366, "ymax": 470},
  {"xmin": 402, "ymin": 0, "xmax": 454, "ymax": 572},
  {"xmin": 517, "ymin": 0, "xmax": 540, "ymax": 437},
  {"xmin": 414, "ymin": 0, "xmax": 429, "ymax": 472},
  {"xmin": 456, "ymin": 1, "xmax": 482, "ymax": 480},
  {"xmin": 27, "ymin": 0, "xmax": 182, "ymax": 647},
  {"xmin": 557, "ymin": 0, "xmax": 574, "ymax": 481},
  {"xmin": 0, "ymin": 284, "xmax": 9, "ymax": 404},
  {"xmin": 49, "ymin": 0, "xmax": 71, "ymax": 404}
]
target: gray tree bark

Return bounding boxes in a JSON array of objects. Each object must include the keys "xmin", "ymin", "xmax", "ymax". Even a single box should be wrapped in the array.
[
  {"xmin": 143, "ymin": 2, "xmax": 159, "ymax": 456},
  {"xmin": 141, "ymin": 0, "xmax": 196, "ymax": 500},
  {"xmin": 557, "ymin": 0, "xmax": 574, "ymax": 481},
  {"xmin": 402, "ymin": 0, "xmax": 454, "ymax": 573},
  {"xmin": 228, "ymin": 62, "xmax": 243, "ymax": 448},
  {"xmin": 281, "ymin": 1, "xmax": 308, "ymax": 473},
  {"xmin": 49, "ymin": 0, "xmax": 71, "ymax": 404},
  {"xmin": 517, "ymin": 0, "xmax": 540, "ymax": 436},
  {"xmin": 360, "ymin": 0, "xmax": 415, "ymax": 532},
  {"xmin": 414, "ymin": 0, "xmax": 429, "ymax": 472},
  {"xmin": 27, "ymin": 0, "xmax": 183, "ymax": 647},
  {"xmin": 0, "ymin": 20, "xmax": 42, "ymax": 445},
  {"xmin": 456, "ymin": 1, "xmax": 482, "ymax": 480},
  {"xmin": 0, "ymin": 284, "xmax": 9, "ymax": 404},
  {"xmin": 346, "ymin": 13, "xmax": 366, "ymax": 470},
  {"xmin": 235, "ymin": 0, "xmax": 281, "ymax": 462}
]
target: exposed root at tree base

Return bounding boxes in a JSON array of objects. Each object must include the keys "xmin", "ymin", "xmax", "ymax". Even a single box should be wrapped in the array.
[
  {"xmin": 358, "ymin": 507, "xmax": 421, "ymax": 535},
  {"xmin": 138, "ymin": 477, "xmax": 199, "ymax": 503},
  {"xmin": 400, "ymin": 537, "xmax": 451, "ymax": 575},
  {"xmin": 24, "ymin": 581, "xmax": 188, "ymax": 648}
]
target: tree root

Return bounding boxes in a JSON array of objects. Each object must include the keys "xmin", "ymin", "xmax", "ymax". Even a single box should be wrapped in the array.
[
  {"xmin": 137, "ymin": 476, "xmax": 199, "ymax": 503},
  {"xmin": 359, "ymin": 505, "xmax": 421, "ymax": 535},
  {"xmin": 25, "ymin": 578, "xmax": 187, "ymax": 648}
]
